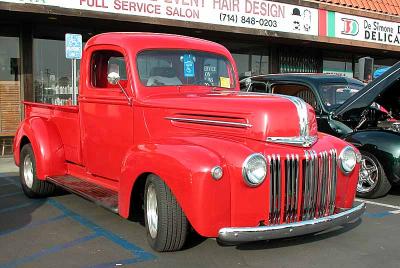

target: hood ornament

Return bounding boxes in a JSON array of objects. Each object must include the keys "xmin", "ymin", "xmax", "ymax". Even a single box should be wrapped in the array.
[{"xmin": 267, "ymin": 96, "xmax": 318, "ymax": 147}]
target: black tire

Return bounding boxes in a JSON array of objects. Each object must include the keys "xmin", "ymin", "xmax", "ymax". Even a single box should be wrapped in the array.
[
  {"xmin": 356, "ymin": 151, "xmax": 391, "ymax": 199},
  {"xmin": 19, "ymin": 144, "xmax": 56, "ymax": 198},
  {"xmin": 144, "ymin": 174, "xmax": 188, "ymax": 252}
]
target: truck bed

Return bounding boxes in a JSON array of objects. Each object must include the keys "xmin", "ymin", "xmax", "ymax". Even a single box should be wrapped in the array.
[{"xmin": 24, "ymin": 102, "xmax": 81, "ymax": 165}]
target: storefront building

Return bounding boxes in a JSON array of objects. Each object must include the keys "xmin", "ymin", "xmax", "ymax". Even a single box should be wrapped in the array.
[{"xmin": 0, "ymin": 0, "xmax": 399, "ymax": 155}]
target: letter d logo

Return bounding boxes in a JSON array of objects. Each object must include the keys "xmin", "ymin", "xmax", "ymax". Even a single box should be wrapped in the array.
[{"xmin": 341, "ymin": 18, "xmax": 359, "ymax": 36}]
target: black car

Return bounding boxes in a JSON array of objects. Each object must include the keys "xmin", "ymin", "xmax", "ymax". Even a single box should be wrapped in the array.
[{"xmin": 241, "ymin": 62, "xmax": 400, "ymax": 198}]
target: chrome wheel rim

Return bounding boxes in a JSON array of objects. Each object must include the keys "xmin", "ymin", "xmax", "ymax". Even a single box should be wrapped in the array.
[
  {"xmin": 146, "ymin": 184, "xmax": 158, "ymax": 239},
  {"xmin": 23, "ymin": 154, "xmax": 34, "ymax": 189},
  {"xmin": 357, "ymin": 155, "xmax": 379, "ymax": 194}
]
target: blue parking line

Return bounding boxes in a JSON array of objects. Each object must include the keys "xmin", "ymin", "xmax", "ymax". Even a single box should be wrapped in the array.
[
  {"xmin": 0, "ymin": 214, "xmax": 67, "ymax": 237},
  {"xmin": 0, "ymin": 176, "xmax": 155, "ymax": 265},
  {"xmin": 47, "ymin": 199, "xmax": 155, "ymax": 262},
  {"xmin": 0, "ymin": 233, "xmax": 99, "ymax": 268},
  {"xmin": 364, "ymin": 211, "xmax": 393, "ymax": 218}
]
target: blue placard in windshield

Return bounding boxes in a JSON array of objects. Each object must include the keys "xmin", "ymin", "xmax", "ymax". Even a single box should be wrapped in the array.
[{"xmin": 183, "ymin": 54, "xmax": 195, "ymax": 77}]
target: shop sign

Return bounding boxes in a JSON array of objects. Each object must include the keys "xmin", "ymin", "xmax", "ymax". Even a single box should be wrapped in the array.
[
  {"xmin": 0, "ymin": 0, "xmax": 318, "ymax": 36},
  {"xmin": 319, "ymin": 10, "xmax": 400, "ymax": 47}
]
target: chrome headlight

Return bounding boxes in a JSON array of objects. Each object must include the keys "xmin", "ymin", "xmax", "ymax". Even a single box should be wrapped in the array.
[
  {"xmin": 242, "ymin": 153, "xmax": 267, "ymax": 186},
  {"xmin": 339, "ymin": 146, "xmax": 357, "ymax": 174}
]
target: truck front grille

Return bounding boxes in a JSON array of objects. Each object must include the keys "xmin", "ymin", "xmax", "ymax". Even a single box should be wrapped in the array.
[{"xmin": 268, "ymin": 150, "xmax": 338, "ymax": 224}]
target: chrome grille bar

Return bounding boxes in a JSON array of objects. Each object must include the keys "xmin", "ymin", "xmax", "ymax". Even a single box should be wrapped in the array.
[
  {"xmin": 269, "ymin": 155, "xmax": 281, "ymax": 224},
  {"xmin": 285, "ymin": 154, "xmax": 299, "ymax": 223},
  {"xmin": 329, "ymin": 149, "xmax": 337, "ymax": 215},
  {"xmin": 268, "ymin": 149, "xmax": 337, "ymax": 224},
  {"xmin": 302, "ymin": 150, "xmax": 337, "ymax": 220},
  {"xmin": 302, "ymin": 151, "xmax": 310, "ymax": 220}
]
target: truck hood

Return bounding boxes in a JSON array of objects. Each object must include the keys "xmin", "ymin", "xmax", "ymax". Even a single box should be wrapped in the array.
[
  {"xmin": 333, "ymin": 61, "xmax": 400, "ymax": 117},
  {"xmin": 142, "ymin": 91, "xmax": 318, "ymax": 146}
]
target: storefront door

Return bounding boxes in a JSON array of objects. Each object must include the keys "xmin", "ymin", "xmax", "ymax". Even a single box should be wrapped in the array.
[{"xmin": 0, "ymin": 36, "xmax": 21, "ymax": 155}]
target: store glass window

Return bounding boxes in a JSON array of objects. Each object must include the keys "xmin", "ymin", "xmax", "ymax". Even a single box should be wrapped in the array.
[
  {"xmin": 0, "ymin": 36, "xmax": 21, "ymax": 142},
  {"xmin": 279, "ymin": 47, "xmax": 320, "ymax": 73},
  {"xmin": 33, "ymin": 39, "xmax": 83, "ymax": 105},
  {"xmin": 251, "ymin": 55, "xmax": 269, "ymax": 76},
  {"xmin": 232, "ymin": 54, "xmax": 250, "ymax": 79},
  {"xmin": 232, "ymin": 53, "xmax": 269, "ymax": 80},
  {"xmin": 323, "ymin": 59, "xmax": 353, "ymax": 78}
]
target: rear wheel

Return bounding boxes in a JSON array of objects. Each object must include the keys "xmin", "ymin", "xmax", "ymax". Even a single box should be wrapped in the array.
[
  {"xmin": 144, "ymin": 174, "xmax": 188, "ymax": 252},
  {"xmin": 357, "ymin": 151, "xmax": 391, "ymax": 199},
  {"xmin": 19, "ymin": 144, "xmax": 56, "ymax": 198}
]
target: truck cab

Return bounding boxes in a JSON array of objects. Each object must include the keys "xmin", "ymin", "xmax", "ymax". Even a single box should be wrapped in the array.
[{"xmin": 14, "ymin": 33, "xmax": 365, "ymax": 252}]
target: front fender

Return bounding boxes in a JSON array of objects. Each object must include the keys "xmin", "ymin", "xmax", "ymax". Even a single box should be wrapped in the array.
[
  {"xmin": 119, "ymin": 142, "xmax": 231, "ymax": 237},
  {"xmin": 13, "ymin": 117, "xmax": 66, "ymax": 179},
  {"xmin": 344, "ymin": 130, "xmax": 400, "ymax": 184}
]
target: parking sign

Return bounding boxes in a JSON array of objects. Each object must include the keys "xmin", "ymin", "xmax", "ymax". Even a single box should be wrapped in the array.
[{"xmin": 65, "ymin": 33, "xmax": 82, "ymax": 59}]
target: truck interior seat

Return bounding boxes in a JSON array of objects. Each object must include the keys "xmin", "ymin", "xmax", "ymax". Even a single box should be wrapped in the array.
[
  {"xmin": 272, "ymin": 84, "xmax": 318, "ymax": 109},
  {"xmin": 147, "ymin": 67, "xmax": 182, "ymax": 86}
]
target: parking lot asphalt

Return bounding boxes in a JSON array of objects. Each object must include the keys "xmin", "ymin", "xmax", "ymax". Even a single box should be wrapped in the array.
[{"xmin": 1, "ymin": 157, "xmax": 400, "ymax": 268}]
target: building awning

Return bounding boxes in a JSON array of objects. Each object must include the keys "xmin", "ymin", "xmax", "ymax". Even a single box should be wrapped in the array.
[{"xmin": 313, "ymin": 0, "xmax": 400, "ymax": 16}]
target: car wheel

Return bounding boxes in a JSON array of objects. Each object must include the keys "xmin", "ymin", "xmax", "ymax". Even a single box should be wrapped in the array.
[
  {"xmin": 357, "ymin": 151, "xmax": 391, "ymax": 199},
  {"xmin": 144, "ymin": 174, "xmax": 188, "ymax": 252},
  {"xmin": 20, "ymin": 144, "xmax": 56, "ymax": 198}
]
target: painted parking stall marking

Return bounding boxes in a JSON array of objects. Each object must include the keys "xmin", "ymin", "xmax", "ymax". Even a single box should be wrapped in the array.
[
  {"xmin": 0, "ymin": 175, "xmax": 156, "ymax": 268},
  {"xmin": 356, "ymin": 198, "xmax": 400, "ymax": 217}
]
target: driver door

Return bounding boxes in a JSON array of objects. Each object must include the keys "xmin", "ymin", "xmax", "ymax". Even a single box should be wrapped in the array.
[{"xmin": 80, "ymin": 46, "xmax": 134, "ymax": 182}]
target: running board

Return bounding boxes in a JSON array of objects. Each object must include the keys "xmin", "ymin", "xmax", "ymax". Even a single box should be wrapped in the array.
[{"xmin": 47, "ymin": 175, "xmax": 118, "ymax": 213}]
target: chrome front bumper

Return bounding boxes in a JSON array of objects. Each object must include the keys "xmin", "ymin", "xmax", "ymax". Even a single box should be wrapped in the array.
[{"xmin": 218, "ymin": 203, "xmax": 366, "ymax": 243}]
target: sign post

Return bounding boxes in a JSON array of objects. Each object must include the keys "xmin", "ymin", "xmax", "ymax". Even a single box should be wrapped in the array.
[{"xmin": 65, "ymin": 33, "xmax": 82, "ymax": 105}]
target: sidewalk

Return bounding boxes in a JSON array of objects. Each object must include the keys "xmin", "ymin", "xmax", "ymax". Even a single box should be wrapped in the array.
[{"xmin": 0, "ymin": 157, "xmax": 18, "ymax": 174}]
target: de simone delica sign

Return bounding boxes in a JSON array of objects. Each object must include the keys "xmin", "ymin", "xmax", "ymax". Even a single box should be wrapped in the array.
[
  {"xmin": 2, "ymin": 0, "xmax": 400, "ymax": 47},
  {"xmin": 319, "ymin": 10, "xmax": 400, "ymax": 46}
]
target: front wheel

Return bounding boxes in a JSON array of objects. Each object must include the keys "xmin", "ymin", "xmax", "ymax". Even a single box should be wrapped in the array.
[
  {"xmin": 19, "ymin": 144, "xmax": 56, "ymax": 198},
  {"xmin": 144, "ymin": 174, "xmax": 188, "ymax": 252},
  {"xmin": 357, "ymin": 151, "xmax": 391, "ymax": 199}
]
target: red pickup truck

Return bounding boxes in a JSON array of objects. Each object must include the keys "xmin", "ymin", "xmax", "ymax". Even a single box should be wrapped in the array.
[{"xmin": 13, "ymin": 33, "xmax": 365, "ymax": 252}]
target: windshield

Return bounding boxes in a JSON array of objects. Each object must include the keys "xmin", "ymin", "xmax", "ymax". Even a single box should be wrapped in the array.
[
  {"xmin": 318, "ymin": 83, "xmax": 364, "ymax": 111},
  {"xmin": 137, "ymin": 50, "xmax": 235, "ymax": 89}
]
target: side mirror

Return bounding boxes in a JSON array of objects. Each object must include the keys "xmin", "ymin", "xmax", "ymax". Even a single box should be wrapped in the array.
[
  {"xmin": 106, "ymin": 72, "xmax": 131, "ymax": 106},
  {"xmin": 107, "ymin": 72, "xmax": 120, "ymax": 85}
]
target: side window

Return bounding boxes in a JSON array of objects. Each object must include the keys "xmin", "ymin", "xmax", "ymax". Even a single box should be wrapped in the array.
[
  {"xmin": 91, "ymin": 50, "xmax": 127, "ymax": 89},
  {"xmin": 250, "ymin": 82, "xmax": 268, "ymax": 93},
  {"xmin": 272, "ymin": 84, "xmax": 319, "ymax": 110}
]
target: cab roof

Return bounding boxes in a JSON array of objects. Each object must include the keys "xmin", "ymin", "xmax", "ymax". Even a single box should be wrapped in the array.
[
  {"xmin": 248, "ymin": 73, "xmax": 364, "ymax": 86},
  {"xmin": 85, "ymin": 32, "xmax": 230, "ymax": 55}
]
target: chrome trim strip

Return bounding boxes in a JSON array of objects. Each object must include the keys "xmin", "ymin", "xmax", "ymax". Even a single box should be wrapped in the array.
[
  {"xmin": 330, "ymin": 149, "xmax": 338, "ymax": 215},
  {"xmin": 285, "ymin": 154, "xmax": 291, "ymax": 223},
  {"xmin": 269, "ymin": 154, "xmax": 281, "ymax": 224},
  {"xmin": 267, "ymin": 136, "xmax": 318, "ymax": 148},
  {"xmin": 218, "ymin": 203, "xmax": 366, "ymax": 243},
  {"xmin": 268, "ymin": 155, "xmax": 272, "ymax": 224},
  {"xmin": 271, "ymin": 95, "xmax": 316, "ymax": 147},
  {"xmin": 165, "ymin": 117, "xmax": 252, "ymax": 128},
  {"xmin": 312, "ymin": 150, "xmax": 318, "ymax": 219},
  {"xmin": 294, "ymin": 154, "xmax": 299, "ymax": 222},
  {"xmin": 302, "ymin": 151, "xmax": 310, "ymax": 220},
  {"xmin": 285, "ymin": 154, "xmax": 299, "ymax": 223}
]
